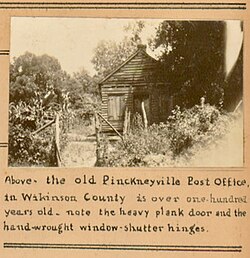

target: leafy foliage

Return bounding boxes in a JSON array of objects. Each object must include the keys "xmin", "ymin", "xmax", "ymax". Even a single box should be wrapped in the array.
[
  {"xmin": 150, "ymin": 21, "xmax": 225, "ymax": 108},
  {"xmin": 91, "ymin": 21, "xmax": 145, "ymax": 77},
  {"xmin": 166, "ymin": 104, "xmax": 221, "ymax": 155},
  {"xmin": 10, "ymin": 52, "xmax": 68, "ymax": 105},
  {"xmin": 9, "ymin": 51, "xmax": 100, "ymax": 166},
  {"xmin": 9, "ymin": 53, "xmax": 71, "ymax": 166},
  {"xmin": 8, "ymin": 101, "xmax": 55, "ymax": 166},
  {"xmin": 105, "ymin": 104, "xmax": 233, "ymax": 167}
]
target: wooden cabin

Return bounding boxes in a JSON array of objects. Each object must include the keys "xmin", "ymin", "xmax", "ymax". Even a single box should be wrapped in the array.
[{"xmin": 99, "ymin": 44, "xmax": 173, "ymax": 132}]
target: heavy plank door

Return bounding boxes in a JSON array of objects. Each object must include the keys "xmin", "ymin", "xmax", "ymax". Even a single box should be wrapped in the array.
[{"xmin": 108, "ymin": 95, "xmax": 126, "ymax": 121}]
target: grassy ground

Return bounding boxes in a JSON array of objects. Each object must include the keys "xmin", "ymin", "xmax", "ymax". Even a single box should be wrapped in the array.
[{"xmin": 61, "ymin": 120, "xmax": 97, "ymax": 167}]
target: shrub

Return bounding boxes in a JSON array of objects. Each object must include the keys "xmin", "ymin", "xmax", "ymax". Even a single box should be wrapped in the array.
[
  {"xmin": 105, "ymin": 103, "xmax": 234, "ymax": 167},
  {"xmin": 166, "ymin": 104, "xmax": 221, "ymax": 155},
  {"xmin": 8, "ymin": 100, "xmax": 69, "ymax": 166},
  {"xmin": 8, "ymin": 124, "xmax": 54, "ymax": 166},
  {"xmin": 106, "ymin": 123, "xmax": 172, "ymax": 167}
]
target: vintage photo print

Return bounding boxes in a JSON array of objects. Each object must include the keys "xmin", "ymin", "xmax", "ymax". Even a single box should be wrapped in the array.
[{"xmin": 9, "ymin": 18, "xmax": 243, "ymax": 167}]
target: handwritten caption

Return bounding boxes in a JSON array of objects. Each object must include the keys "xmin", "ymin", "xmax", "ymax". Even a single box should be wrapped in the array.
[{"xmin": 3, "ymin": 174, "xmax": 249, "ymax": 235}]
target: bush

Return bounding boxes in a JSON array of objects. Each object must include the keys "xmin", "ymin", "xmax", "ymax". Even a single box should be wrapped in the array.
[
  {"xmin": 8, "ymin": 100, "xmax": 68, "ymax": 166},
  {"xmin": 105, "ymin": 103, "xmax": 233, "ymax": 167},
  {"xmin": 106, "ymin": 123, "xmax": 172, "ymax": 167},
  {"xmin": 8, "ymin": 124, "xmax": 54, "ymax": 166},
  {"xmin": 166, "ymin": 104, "xmax": 221, "ymax": 155}
]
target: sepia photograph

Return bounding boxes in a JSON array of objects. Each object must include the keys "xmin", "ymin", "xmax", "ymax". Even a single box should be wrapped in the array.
[{"xmin": 8, "ymin": 17, "xmax": 243, "ymax": 167}]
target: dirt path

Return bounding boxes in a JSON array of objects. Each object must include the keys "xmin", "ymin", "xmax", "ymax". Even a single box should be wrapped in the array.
[{"xmin": 61, "ymin": 133, "xmax": 96, "ymax": 167}]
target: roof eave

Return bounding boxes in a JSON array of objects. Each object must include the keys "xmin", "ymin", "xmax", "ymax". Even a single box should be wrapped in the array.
[{"xmin": 98, "ymin": 48, "xmax": 157, "ymax": 85}]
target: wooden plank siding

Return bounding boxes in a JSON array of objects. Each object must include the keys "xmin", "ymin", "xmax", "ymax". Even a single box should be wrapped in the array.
[
  {"xmin": 103, "ymin": 51, "xmax": 158, "ymax": 85},
  {"xmin": 101, "ymin": 87, "xmax": 133, "ymax": 131},
  {"xmin": 99, "ymin": 45, "xmax": 170, "ymax": 132}
]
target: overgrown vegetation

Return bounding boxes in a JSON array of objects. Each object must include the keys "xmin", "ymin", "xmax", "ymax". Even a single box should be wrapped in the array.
[
  {"xmin": 8, "ymin": 52, "xmax": 99, "ymax": 166},
  {"xmin": 105, "ymin": 104, "xmax": 236, "ymax": 167},
  {"xmin": 8, "ymin": 20, "xmax": 242, "ymax": 167},
  {"xmin": 8, "ymin": 20, "xmax": 146, "ymax": 166},
  {"xmin": 9, "ymin": 100, "xmax": 54, "ymax": 166}
]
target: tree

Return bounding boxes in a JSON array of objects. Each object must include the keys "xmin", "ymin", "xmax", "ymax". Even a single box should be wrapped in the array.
[
  {"xmin": 10, "ymin": 52, "xmax": 68, "ymax": 105},
  {"xmin": 58, "ymin": 67, "xmax": 99, "ymax": 111},
  {"xmin": 9, "ymin": 52, "xmax": 72, "ymax": 166},
  {"xmin": 9, "ymin": 52, "xmax": 72, "ymax": 152},
  {"xmin": 73, "ymin": 67, "xmax": 98, "ymax": 95},
  {"xmin": 91, "ymin": 21, "xmax": 145, "ymax": 78},
  {"xmin": 150, "ymin": 21, "xmax": 225, "ymax": 108}
]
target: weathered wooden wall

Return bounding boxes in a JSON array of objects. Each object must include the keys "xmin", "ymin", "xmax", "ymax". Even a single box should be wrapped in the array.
[
  {"xmin": 99, "ymin": 48, "xmax": 170, "ymax": 132},
  {"xmin": 101, "ymin": 86, "xmax": 133, "ymax": 131}
]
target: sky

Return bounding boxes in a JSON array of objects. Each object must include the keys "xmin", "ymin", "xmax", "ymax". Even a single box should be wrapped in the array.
[
  {"xmin": 11, "ymin": 18, "xmax": 243, "ymax": 77},
  {"xmin": 10, "ymin": 17, "xmax": 163, "ymax": 76}
]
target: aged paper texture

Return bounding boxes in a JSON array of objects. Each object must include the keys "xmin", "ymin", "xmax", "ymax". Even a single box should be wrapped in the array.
[{"xmin": 0, "ymin": 1, "xmax": 249, "ymax": 258}]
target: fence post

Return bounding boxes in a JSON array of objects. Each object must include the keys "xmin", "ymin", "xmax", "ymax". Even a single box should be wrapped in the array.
[
  {"xmin": 94, "ymin": 112, "xmax": 102, "ymax": 165},
  {"xmin": 200, "ymin": 97, "xmax": 205, "ymax": 108},
  {"xmin": 127, "ymin": 110, "xmax": 131, "ymax": 134},
  {"xmin": 141, "ymin": 101, "xmax": 148, "ymax": 130},
  {"xmin": 55, "ymin": 113, "xmax": 61, "ymax": 167},
  {"xmin": 123, "ymin": 107, "xmax": 128, "ymax": 137}
]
